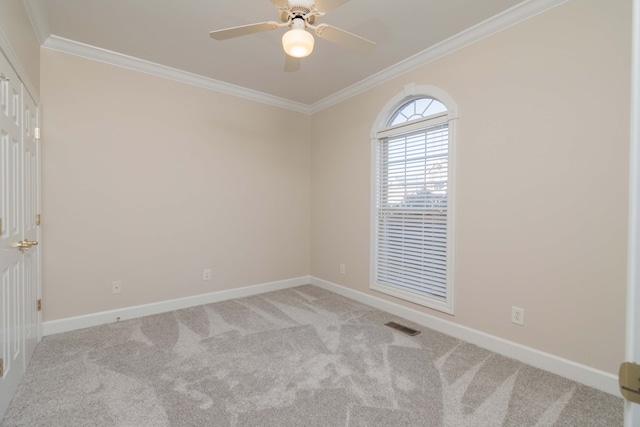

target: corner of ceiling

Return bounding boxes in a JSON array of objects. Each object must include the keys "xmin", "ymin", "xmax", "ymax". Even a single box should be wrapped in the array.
[
  {"xmin": 0, "ymin": 2, "xmax": 43, "ymax": 101},
  {"xmin": 26, "ymin": 0, "xmax": 568, "ymax": 116},
  {"xmin": 308, "ymin": 0, "xmax": 568, "ymax": 114},
  {"xmin": 41, "ymin": 35, "xmax": 313, "ymax": 115},
  {"xmin": 22, "ymin": 0, "xmax": 50, "ymax": 45}
]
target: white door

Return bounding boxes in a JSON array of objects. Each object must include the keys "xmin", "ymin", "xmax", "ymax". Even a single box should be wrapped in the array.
[
  {"xmin": 0, "ymin": 51, "xmax": 25, "ymax": 419},
  {"xmin": 0, "ymin": 50, "xmax": 41, "ymax": 420}
]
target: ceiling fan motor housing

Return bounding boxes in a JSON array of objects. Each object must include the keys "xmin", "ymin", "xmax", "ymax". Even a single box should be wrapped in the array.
[
  {"xmin": 280, "ymin": 1, "xmax": 317, "ymax": 25},
  {"xmin": 290, "ymin": 0, "xmax": 315, "ymax": 8}
]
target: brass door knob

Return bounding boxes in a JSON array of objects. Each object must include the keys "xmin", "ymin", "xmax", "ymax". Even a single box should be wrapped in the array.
[
  {"xmin": 13, "ymin": 240, "xmax": 29, "ymax": 251},
  {"xmin": 13, "ymin": 239, "xmax": 38, "ymax": 252}
]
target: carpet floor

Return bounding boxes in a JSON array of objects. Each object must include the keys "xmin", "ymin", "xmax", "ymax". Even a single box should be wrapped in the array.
[{"xmin": 1, "ymin": 285, "xmax": 623, "ymax": 426}]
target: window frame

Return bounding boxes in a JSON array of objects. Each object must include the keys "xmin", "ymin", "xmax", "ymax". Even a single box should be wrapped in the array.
[{"xmin": 370, "ymin": 84, "xmax": 458, "ymax": 314}]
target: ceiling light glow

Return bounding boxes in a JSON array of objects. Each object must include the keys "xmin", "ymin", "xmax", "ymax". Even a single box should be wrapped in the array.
[{"xmin": 282, "ymin": 28, "xmax": 314, "ymax": 58}]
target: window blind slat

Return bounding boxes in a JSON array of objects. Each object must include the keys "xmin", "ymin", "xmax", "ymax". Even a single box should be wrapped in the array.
[{"xmin": 375, "ymin": 121, "xmax": 450, "ymax": 300}]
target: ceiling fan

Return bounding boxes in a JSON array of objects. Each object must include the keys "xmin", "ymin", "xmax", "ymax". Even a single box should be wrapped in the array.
[{"xmin": 209, "ymin": 0, "xmax": 376, "ymax": 72}]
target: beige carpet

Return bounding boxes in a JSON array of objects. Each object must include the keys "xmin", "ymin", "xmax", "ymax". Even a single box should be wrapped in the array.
[{"xmin": 1, "ymin": 285, "xmax": 623, "ymax": 426}]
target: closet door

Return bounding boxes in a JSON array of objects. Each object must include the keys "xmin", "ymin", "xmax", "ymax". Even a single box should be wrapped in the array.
[{"xmin": 0, "ymin": 50, "xmax": 26, "ymax": 419}]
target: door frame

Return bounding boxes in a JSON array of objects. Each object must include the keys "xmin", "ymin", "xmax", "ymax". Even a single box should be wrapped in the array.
[
  {"xmin": 36, "ymin": 102, "xmax": 41, "ymax": 343},
  {"xmin": 625, "ymin": 0, "xmax": 640, "ymax": 425}
]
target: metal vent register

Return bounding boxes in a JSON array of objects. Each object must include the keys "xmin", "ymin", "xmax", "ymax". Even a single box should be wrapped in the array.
[{"xmin": 385, "ymin": 321, "xmax": 421, "ymax": 336}]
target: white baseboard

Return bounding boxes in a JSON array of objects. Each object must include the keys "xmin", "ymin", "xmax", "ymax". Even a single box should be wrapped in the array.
[
  {"xmin": 311, "ymin": 276, "xmax": 620, "ymax": 397},
  {"xmin": 43, "ymin": 276, "xmax": 311, "ymax": 336}
]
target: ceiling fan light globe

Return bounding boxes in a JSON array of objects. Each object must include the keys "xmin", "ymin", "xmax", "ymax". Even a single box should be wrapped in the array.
[
  {"xmin": 282, "ymin": 28, "xmax": 314, "ymax": 58},
  {"xmin": 290, "ymin": 45, "xmax": 311, "ymax": 57}
]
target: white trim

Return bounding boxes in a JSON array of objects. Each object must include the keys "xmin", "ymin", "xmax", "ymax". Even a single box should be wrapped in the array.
[
  {"xmin": 0, "ymin": 27, "xmax": 39, "ymax": 102},
  {"xmin": 625, "ymin": 0, "xmax": 640, "ymax": 424},
  {"xmin": 370, "ymin": 282, "xmax": 453, "ymax": 314},
  {"xmin": 311, "ymin": 276, "xmax": 620, "ymax": 396},
  {"xmin": 43, "ymin": 276, "xmax": 311, "ymax": 336},
  {"xmin": 31, "ymin": 0, "xmax": 565, "ymax": 114},
  {"xmin": 376, "ymin": 112, "xmax": 448, "ymax": 140},
  {"xmin": 309, "ymin": 0, "xmax": 568, "ymax": 113},
  {"xmin": 41, "ymin": 36, "xmax": 311, "ymax": 115},
  {"xmin": 36, "ymin": 103, "xmax": 42, "ymax": 343},
  {"xmin": 22, "ymin": 0, "xmax": 50, "ymax": 45}
]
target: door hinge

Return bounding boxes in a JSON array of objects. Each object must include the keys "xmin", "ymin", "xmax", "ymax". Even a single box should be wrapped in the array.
[
  {"xmin": 37, "ymin": 299, "xmax": 42, "ymax": 311},
  {"xmin": 0, "ymin": 358, "xmax": 3, "ymax": 377},
  {"xmin": 34, "ymin": 127, "xmax": 40, "ymax": 139},
  {"xmin": 36, "ymin": 213, "xmax": 40, "ymax": 226},
  {"xmin": 619, "ymin": 362, "xmax": 640, "ymax": 404}
]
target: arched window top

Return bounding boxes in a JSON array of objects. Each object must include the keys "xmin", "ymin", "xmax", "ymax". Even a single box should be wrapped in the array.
[
  {"xmin": 388, "ymin": 97, "xmax": 447, "ymax": 127},
  {"xmin": 371, "ymin": 84, "xmax": 458, "ymax": 139}
]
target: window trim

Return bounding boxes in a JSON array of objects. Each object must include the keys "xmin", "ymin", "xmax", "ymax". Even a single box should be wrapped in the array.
[{"xmin": 370, "ymin": 84, "xmax": 458, "ymax": 315}]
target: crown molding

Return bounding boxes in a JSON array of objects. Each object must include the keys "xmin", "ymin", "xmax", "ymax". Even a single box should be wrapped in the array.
[
  {"xmin": 22, "ymin": 0, "xmax": 50, "ymax": 45},
  {"xmin": 309, "ymin": 0, "xmax": 568, "ymax": 113},
  {"xmin": 42, "ymin": 36, "xmax": 312, "ymax": 114},
  {"xmin": 34, "ymin": 0, "xmax": 566, "ymax": 115}
]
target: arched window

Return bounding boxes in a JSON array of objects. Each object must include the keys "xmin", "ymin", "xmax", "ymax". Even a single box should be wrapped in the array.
[
  {"xmin": 388, "ymin": 97, "xmax": 448, "ymax": 126},
  {"xmin": 371, "ymin": 85, "xmax": 457, "ymax": 314}
]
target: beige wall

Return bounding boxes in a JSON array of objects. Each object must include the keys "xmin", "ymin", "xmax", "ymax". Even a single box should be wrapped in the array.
[
  {"xmin": 0, "ymin": 0, "xmax": 40, "ymax": 95},
  {"xmin": 311, "ymin": 0, "xmax": 631, "ymax": 375},
  {"xmin": 40, "ymin": 49, "xmax": 311, "ymax": 321}
]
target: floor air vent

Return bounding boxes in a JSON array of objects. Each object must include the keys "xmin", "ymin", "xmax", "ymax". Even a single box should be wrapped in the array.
[{"xmin": 385, "ymin": 321, "xmax": 420, "ymax": 336}]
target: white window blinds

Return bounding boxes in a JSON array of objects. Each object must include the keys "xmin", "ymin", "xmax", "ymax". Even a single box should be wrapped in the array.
[{"xmin": 375, "ymin": 122, "xmax": 450, "ymax": 302}]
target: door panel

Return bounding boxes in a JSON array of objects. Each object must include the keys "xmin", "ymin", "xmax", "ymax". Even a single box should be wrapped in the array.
[{"xmin": 0, "ymin": 51, "xmax": 25, "ymax": 419}]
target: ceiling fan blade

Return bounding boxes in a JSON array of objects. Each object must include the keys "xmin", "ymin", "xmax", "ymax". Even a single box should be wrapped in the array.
[
  {"xmin": 284, "ymin": 54, "xmax": 301, "ymax": 73},
  {"xmin": 270, "ymin": 0, "xmax": 290, "ymax": 6},
  {"xmin": 314, "ymin": 0, "xmax": 351, "ymax": 13},
  {"xmin": 315, "ymin": 24, "xmax": 375, "ymax": 54},
  {"xmin": 209, "ymin": 21, "xmax": 280, "ymax": 40}
]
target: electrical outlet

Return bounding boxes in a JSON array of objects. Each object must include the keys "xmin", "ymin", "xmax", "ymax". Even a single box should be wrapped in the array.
[
  {"xmin": 511, "ymin": 306, "xmax": 525, "ymax": 326},
  {"xmin": 111, "ymin": 281, "xmax": 122, "ymax": 294},
  {"xmin": 203, "ymin": 269, "xmax": 212, "ymax": 280},
  {"xmin": 339, "ymin": 264, "xmax": 346, "ymax": 274}
]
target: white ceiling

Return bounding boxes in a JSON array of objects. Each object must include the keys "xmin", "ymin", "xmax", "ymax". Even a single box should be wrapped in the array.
[{"xmin": 33, "ymin": 0, "xmax": 540, "ymax": 107}]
